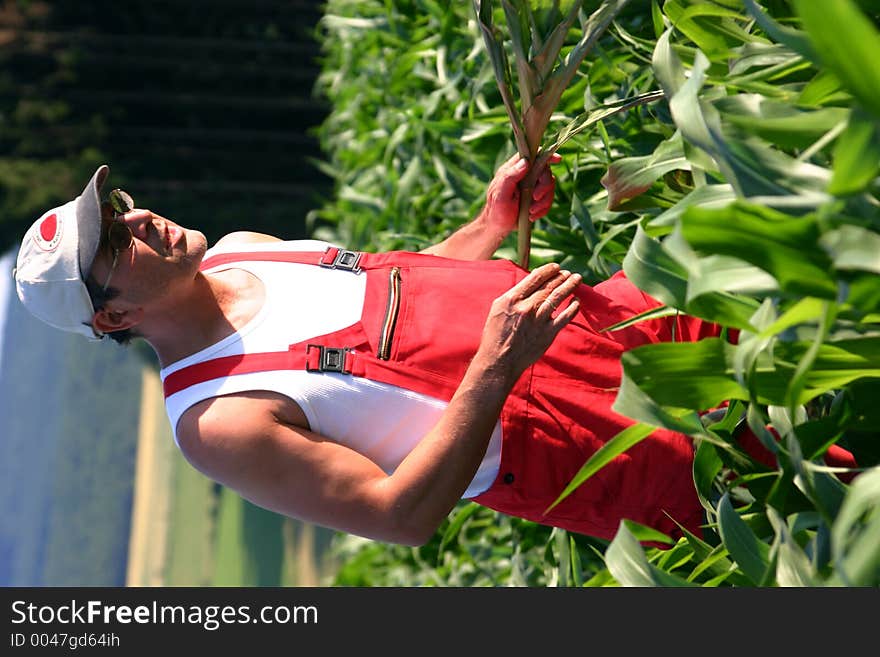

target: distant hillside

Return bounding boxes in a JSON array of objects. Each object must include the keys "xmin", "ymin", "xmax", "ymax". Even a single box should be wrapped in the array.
[{"xmin": 0, "ymin": 250, "xmax": 146, "ymax": 586}]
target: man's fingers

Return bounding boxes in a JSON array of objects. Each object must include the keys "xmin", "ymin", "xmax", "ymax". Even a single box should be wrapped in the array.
[
  {"xmin": 502, "ymin": 152, "xmax": 522, "ymax": 168},
  {"xmin": 532, "ymin": 179, "xmax": 554, "ymax": 203},
  {"xmin": 508, "ymin": 262, "xmax": 561, "ymax": 300},
  {"xmin": 536, "ymin": 272, "xmax": 582, "ymax": 319},
  {"xmin": 551, "ymin": 298, "xmax": 580, "ymax": 330}
]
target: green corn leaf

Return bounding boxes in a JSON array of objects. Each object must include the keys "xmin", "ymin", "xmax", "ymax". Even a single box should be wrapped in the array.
[
  {"xmin": 741, "ymin": 0, "xmax": 818, "ymax": 61},
  {"xmin": 830, "ymin": 466, "xmax": 880, "ymax": 586},
  {"xmin": 605, "ymin": 522, "xmax": 696, "ymax": 586},
  {"xmin": 474, "ymin": 0, "xmax": 530, "ymax": 155},
  {"xmin": 715, "ymin": 96, "xmax": 849, "ymax": 151},
  {"xmin": 784, "ymin": 301, "xmax": 835, "ymax": 412},
  {"xmin": 766, "ymin": 507, "xmax": 819, "ymax": 587},
  {"xmin": 621, "ymin": 519, "xmax": 674, "ymax": 546},
  {"xmin": 655, "ymin": 40, "xmax": 831, "ymax": 201},
  {"xmin": 717, "ymin": 492, "xmax": 772, "ymax": 585},
  {"xmin": 651, "ymin": 0, "xmax": 665, "ymax": 38},
  {"xmin": 789, "ymin": 454, "xmax": 848, "ymax": 527},
  {"xmin": 531, "ymin": 0, "xmax": 584, "ymax": 80},
  {"xmin": 553, "ymin": 528, "xmax": 571, "ymax": 587},
  {"xmin": 793, "ymin": 0, "xmax": 880, "ymax": 119},
  {"xmin": 820, "ymin": 225, "xmax": 880, "ymax": 275},
  {"xmin": 544, "ymin": 421, "xmax": 655, "ymax": 514},
  {"xmin": 620, "ymin": 339, "xmax": 746, "ymax": 412},
  {"xmin": 647, "ymin": 184, "xmax": 737, "ymax": 233},
  {"xmin": 601, "ymin": 304, "xmax": 680, "ymax": 332},
  {"xmin": 546, "ymin": 90, "xmax": 665, "ymax": 153},
  {"xmin": 622, "ymin": 225, "xmax": 690, "ymax": 309},
  {"xmin": 684, "ymin": 266, "xmax": 773, "ymax": 327},
  {"xmin": 613, "ymin": 373, "xmax": 709, "ymax": 435},
  {"xmin": 828, "ymin": 107, "xmax": 880, "ymax": 197},
  {"xmin": 601, "ymin": 131, "xmax": 689, "ymax": 210},
  {"xmin": 621, "ymin": 334, "xmax": 880, "ymax": 410},
  {"xmin": 693, "ymin": 437, "xmax": 724, "ymax": 512},
  {"xmin": 755, "ymin": 297, "xmax": 827, "ymax": 340},
  {"xmin": 664, "ymin": 0, "xmax": 759, "ymax": 59},
  {"xmin": 799, "ymin": 70, "xmax": 850, "ymax": 108},
  {"xmin": 681, "ymin": 202, "xmax": 838, "ymax": 299},
  {"xmin": 502, "ymin": 0, "xmax": 538, "ymax": 108},
  {"xmin": 438, "ymin": 501, "xmax": 482, "ymax": 555},
  {"xmin": 622, "ymin": 226, "xmax": 761, "ymax": 329},
  {"xmin": 532, "ymin": 0, "xmax": 630, "ymax": 136},
  {"xmin": 569, "ymin": 534, "xmax": 584, "ymax": 587},
  {"xmin": 774, "ymin": 338, "xmax": 880, "ymax": 405}
]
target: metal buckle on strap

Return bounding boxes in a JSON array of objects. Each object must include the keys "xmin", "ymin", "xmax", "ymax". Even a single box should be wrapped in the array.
[
  {"xmin": 306, "ymin": 345, "xmax": 351, "ymax": 373},
  {"xmin": 320, "ymin": 248, "xmax": 362, "ymax": 273}
]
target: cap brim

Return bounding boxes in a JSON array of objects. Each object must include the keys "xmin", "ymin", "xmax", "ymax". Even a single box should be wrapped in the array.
[{"xmin": 76, "ymin": 164, "xmax": 109, "ymax": 279}]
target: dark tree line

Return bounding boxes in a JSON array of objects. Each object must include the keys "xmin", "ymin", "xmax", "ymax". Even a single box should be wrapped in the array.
[{"xmin": 0, "ymin": 0, "xmax": 332, "ymax": 254}]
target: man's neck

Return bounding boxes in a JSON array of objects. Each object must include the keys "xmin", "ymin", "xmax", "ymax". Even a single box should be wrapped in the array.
[{"xmin": 143, "ymin": 269, "xmax": 265, "ymax": 368}]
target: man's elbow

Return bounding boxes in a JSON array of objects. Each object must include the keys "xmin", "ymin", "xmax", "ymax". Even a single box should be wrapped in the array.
[
  {"xmin": 382, "ymin": 510, "xmax": 439, "ymax": 547},
  {"xmin": 390, "ymin": 531, "xmax": 434, "ymax": 548}
]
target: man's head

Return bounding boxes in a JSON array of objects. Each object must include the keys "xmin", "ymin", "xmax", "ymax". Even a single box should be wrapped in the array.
[
  {"xmin": 14, "ymin": 165, "xmax": 110, "ymax": 340},
  {"xmin": 14, "ymin": 165, "xmax": 207, "ymax": 343}
]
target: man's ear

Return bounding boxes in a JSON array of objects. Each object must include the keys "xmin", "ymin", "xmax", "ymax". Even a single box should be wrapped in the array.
[{"xmin": 92, "ymin": 307, "xmax": 143, "ymax": 334}]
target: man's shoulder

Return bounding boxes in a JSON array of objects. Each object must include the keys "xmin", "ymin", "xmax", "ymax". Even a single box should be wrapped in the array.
[
  {"xmin": 214, "ymin": 231, "xmax": 283, "ymax": 247},
  {"xmin": 210, "ymin": 234, "xmax": 338, "ymax": 253},
  {"xmin": 176, "ymin": 391, "xmax": 310, "ymax": 453}
]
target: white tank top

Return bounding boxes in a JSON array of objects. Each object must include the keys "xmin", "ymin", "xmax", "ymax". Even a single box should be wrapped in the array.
[{"xmin": 160, "ymin": 239, "xmax": 502, "ymax": 499}]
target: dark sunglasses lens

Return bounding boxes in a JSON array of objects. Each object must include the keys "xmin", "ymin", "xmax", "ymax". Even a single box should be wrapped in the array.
[
  {"xmin": 108, "ymin": 189, "xmax": 134, "ymax": 214},
  {"xmin": 108, "ymin": 222, "xmax": 133, "ymax": 250}
]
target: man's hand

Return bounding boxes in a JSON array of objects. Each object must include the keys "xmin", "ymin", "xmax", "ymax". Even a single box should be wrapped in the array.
[
  {"xmin": 419, "ymin": 152, "xmax": 561, "ymax": 261},
  {"xmin": 475, "ymin": 262, "xmax": 581, "ymax": 383},
  {"xmin": 480, "ymin": 152, "xmax": 561, "ymax": 235}
]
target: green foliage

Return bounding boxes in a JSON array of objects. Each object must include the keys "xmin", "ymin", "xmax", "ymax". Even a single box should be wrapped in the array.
[
  {"xmin": 331, "ymin": 502, "xmax": 609, "ymax": 587},
  {"xmin": 314, "ymin": 0, "xmax": 880, "ymax": 586},
  {"xmin": 0, "ymin": 1, "xmax": 328, "ymax": 253},
  {"xmin": 311, "ymin": 0, "xmax": 504, "ymax": 253}
]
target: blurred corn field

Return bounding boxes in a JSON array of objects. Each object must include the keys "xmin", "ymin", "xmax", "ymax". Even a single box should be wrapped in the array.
[{"xmin": 311, "ymin": 0, "xmax": 880, "ymax": 587}]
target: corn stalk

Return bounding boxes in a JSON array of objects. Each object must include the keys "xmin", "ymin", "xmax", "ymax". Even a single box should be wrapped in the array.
[{"xmin": 474, "ymin": 0, "xmax": 635, "ymax": 268}]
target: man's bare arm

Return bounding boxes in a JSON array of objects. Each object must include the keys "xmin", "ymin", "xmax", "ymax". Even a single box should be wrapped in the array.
[
  {"xmin": 421, "ymin": 154, "xmax": 559, "ymax": 261},
  {"xmin": 176, "ymin": 263, "xmax": 581, "ymax": 546}
]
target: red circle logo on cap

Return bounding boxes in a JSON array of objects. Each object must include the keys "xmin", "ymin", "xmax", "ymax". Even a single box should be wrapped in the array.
[{"xmin": 34, "ymin": 212, "xmax": 63, "ymax": 251}]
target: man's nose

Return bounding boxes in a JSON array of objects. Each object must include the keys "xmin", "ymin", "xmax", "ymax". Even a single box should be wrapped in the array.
[{"xmin": 120, "ymin": 209, "xmax": 154, "ymax": 240}]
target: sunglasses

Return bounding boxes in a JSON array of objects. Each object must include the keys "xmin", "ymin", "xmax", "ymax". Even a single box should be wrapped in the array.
[{"xmin": 100, "ymin": 189, "xmax": 135, "ymax": 292}]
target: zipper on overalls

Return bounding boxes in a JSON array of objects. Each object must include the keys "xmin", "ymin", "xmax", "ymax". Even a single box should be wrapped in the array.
[{"xmin": 377, "ymin": 267, "xmax": 401, "ymax": 360}]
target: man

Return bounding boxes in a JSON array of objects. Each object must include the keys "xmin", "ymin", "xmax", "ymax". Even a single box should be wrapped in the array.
[{"xmin": 14, "ymin": 155, "xmax": 749, "ymax": 547}]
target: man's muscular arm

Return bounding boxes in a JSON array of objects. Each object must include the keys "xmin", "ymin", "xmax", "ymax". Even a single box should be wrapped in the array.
[
  {"xmin": 421, "ymin": 154, "xmax": 559, "ymax": 261},
  {"xmin": 176, "ymin": 263, "xmax": 581, "ymax": 546}
]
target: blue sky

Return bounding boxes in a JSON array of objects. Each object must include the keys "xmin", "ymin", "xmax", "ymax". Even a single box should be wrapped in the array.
[{"xmin": 0, "ymin": 249, "xmax": 13, "ymax": 375}]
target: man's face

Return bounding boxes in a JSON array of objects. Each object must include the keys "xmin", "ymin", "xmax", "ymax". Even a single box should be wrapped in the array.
[{"xmin": 88, "ymin": 205, "xmax": 208, "ymax": 307}]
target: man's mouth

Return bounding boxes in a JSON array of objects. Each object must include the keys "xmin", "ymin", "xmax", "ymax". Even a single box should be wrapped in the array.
[{"xmin": 151, "ymin": 221, "xmax": 173, "ymax": 255}]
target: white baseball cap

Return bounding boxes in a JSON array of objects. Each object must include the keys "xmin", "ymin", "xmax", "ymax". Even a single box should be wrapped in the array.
[{"xmin": 13, "ymin": 165, "xmax": 110, "ymax": 341}]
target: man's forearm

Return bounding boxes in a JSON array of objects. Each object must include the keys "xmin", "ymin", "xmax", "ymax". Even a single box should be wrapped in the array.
[
  {"xmin": 382, "ymin": 351, "xmax": 515, "ymax": 544},
  {"xmin": 421, "ymin": 153, "xmax": 556, "ymax": 261},
  {"xmin": 419, "ymin": 209, "xmax": 507, "ymax": 261},
  {"xmin": 378, "ymin": 263, "xmax": 579, "ymax": 545}
]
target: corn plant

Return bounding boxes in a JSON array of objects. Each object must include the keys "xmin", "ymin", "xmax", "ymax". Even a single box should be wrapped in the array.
[
  {"xmin": 314, "ymin": 0, "xmax": 880, "ymax": 587},
  {"xmin": 474, "ymin": 0, "xmax": 668, "ymax": 268},
  {"xmin": 547, "ymin": 0, "xmax": 880, "ymax": 586}
]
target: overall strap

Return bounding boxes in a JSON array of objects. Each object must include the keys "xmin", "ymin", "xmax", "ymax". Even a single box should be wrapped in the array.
[
  {"xmin": 162, "ymin": 323, "xmax": 461, "ymax": 401},
  {"xmin": 199, "ymin": 246, "xmax": 367, "ymax": 273},
  {"xmin": 198, "ymin": 246, "xmax": 496, "ymax": 274}
]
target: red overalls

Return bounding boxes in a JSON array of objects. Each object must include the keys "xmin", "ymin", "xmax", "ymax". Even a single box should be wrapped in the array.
[{"xmin": 164, "ymin": 247, "xmax": 728, "ymax": 542}]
